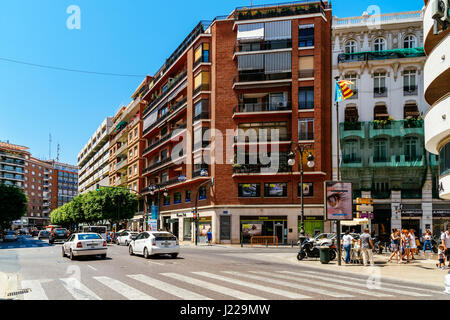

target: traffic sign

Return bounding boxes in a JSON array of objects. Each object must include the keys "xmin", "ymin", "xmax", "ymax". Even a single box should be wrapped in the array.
[
  {"xmin": 359, "ymin": 213, "xmax": 374, "ymax": 219},
  {"xmin": 356, "ymin": 205, "xmax": 374, "ymax": 212},
  {"xmin": 356, "ymin": 197, "xmax": 373, "ymax": 205}
]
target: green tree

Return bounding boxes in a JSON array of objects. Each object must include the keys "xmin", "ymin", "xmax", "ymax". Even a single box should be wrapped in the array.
[
  {"xmin": 0, "ymin": 184, "xmax": 28, "ymax": 230},
  {"xmin": 96, "ymin": 187, "xmax": 138, "ymax": 226}
]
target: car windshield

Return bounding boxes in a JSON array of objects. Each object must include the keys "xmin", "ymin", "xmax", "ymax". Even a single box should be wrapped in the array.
[
  {"xmin": 55, "ymin": 229, "xmax": 66, "ymax": 233},
  {"xmin": 153, "ymin": 233, "xmax": 177, "ymax": 241},
  {"xmin": 78, "ymin": 234, "xmax": 102, "ymax": 240},
  {"xmin": 7, "ymin": 232, "xmax": 15, "ymax": 235},
  {"xmin": 40, "ymin": 231, "xmax": 49, "ymax": 234}
]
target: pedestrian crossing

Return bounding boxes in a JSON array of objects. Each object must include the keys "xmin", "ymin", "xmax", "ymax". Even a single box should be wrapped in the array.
[{"xmin": 16, "ymin": 269, "xmax": 441, "ymax": 300}]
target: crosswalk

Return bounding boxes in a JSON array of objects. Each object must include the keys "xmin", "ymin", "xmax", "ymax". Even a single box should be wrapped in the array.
[{"xmin": 16, "ymin": 269, "xmax": 443, "ymax": 300}]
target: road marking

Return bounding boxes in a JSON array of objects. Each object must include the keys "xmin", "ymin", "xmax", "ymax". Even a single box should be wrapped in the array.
[
  {"xmin": 192, "ymin": 272, "xmax": 311, "ymax": 299},
  {"xmin": 87, "ymin": 265, "xmax": 97, "ymax": 271},
  {"xmin": 21, "ymin": 280, "xmax": 48, "ymax": 300},
  {"xmin": 162, "ymin": 273, "xmax": 266, "ymax": 300},
  {"xmin": 148, "ymin": 261, "xmax": 164, "ymax": 266},
  {"xmin": 93, "ymin": 276, "xmax": 155, "ymax": 300},
  {"xmin": 60, "ymin": 278, "xmax": 101, "ymax": 300},
  {"xmin": 297, "ymin": 270, "xmax": 431, "ymax": 297},
  {"xmin": 302, "ymin": 270, "xmax": 437, "ymax": 296},
  {"xmin": 128, "ymin": 274, "xmax": 210, "ymax": 300},
  {"xmin": 234, "ymin": 271, "xmax": 353, "ymax": 298},
  {"xmin": 278, "ymin": 271, "xmax": 393, "ymax": 298}
]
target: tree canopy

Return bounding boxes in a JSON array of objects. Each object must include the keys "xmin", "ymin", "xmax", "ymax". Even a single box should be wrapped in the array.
[
  {"xmin": 50, "ymin": 187, "xmax": 138, "ymax": 227},
  {"xmin": 0, "ymin": 184, "xmax": 28, "ymax": 230}
]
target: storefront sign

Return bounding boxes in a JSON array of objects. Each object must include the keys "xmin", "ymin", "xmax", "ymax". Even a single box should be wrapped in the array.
[
  {"xmin": 324, "ymin": 181, "xmax": 353, "ymax": 221},
  {"xmin": 401, "ymin": 209, "xmax": 422, "ymax": 217},
  {"xmin": 176, "ymin": 213, "xmax": 187, "ymax": 217},
  {"xmin": 222, "ymin": 211, "xmax": 229, "ymax": 214},
  {"xmin": 359, "ymin": 213, "xmax": 374, "ymax": 219},
  {"xmin": 433, "ymin": 210, "xmax": 450, "ymax": 217},
  {"xmin": 304, "ymin": 216, "xmax": 323, "ymax": 221}
]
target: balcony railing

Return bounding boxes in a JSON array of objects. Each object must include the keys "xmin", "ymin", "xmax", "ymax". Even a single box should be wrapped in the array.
[
  {"xmin": 403, "ymin": 85, "xmax": 418, "ymax": 96},
  {"xmin": 193, "ymin": 84, "xmax": 210, "ymax": 96},
  {"xmin": 193, "ymin": 111, "xmax": 210, "ymax": 122},
  {"xmin": 115, "ymin": 159, "xmax": 128, "ymax": 171},
  {"xmin": 142, "ymin": 157, "xmax": 172, "ymax": 175},
  {"xmin": 373, "ymin": 87, "xmax": 387, "ymax": 97},
  {"xmin": 235, "ymin": 39, "xmax": 292, "ymax": 53},
  {"xmin": 234, "ymin": 71, "xmax": 292, "ymax": 83},
  {"xmin": 298, "ymin": 69, "xmax": 314, "ymax": 78},
  {"xmin": 192, "ymin": 164, "xmax": 209, "ymax": 178},
  {"xmin": 193, "ymin": 54, "xmax": 210, "ymax": 69},
  {"xmin": 143, "ymin": 70, "xmax": 187, "ymax": 117},
  {"xmin": 234, "ymin": 102, "xmax": 291, "ymax": 113},
  {"xmin": 337, "ymin": 47, "xmax": 425, "ymax": 64},
  {"xmin": 143, "ymin": 124, "xmax": 186, "ymax": 156},
  {"xmin": 143, "ymin": 97, "xmax": 187, "ymax": 137},
  {"xmin": 0, "ymin": 158, "xmax": 25, "ymax": 166},
  {"xmin": 232, "ymin": 162, "xmax": 291, "ymax": 174},
  {"xmin": 115, "ymin": 142, "xmax": 128, "ymax": 156}
]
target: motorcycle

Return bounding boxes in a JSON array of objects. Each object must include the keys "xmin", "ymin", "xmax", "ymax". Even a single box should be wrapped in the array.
[{"xmin": 297, "ymin": 238, "xmax": 337, "ymax": 261}]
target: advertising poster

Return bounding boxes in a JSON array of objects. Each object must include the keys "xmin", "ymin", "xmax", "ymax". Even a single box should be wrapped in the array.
[
  {"xmin": 148, "ymin": 219, "xmax": 158, "ymax": 231},
  {"xmin": 325, "ymin": 181, "xmax": 353, "ymax": 221},
  {"xmin": 242, "ymin": 223, "xmax": 262, "ymax": 237}
]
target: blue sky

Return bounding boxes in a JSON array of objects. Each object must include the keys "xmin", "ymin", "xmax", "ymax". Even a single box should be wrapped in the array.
[{"xmin": 0, "ymin": 0, "xmax": 424, "ymax": 165}]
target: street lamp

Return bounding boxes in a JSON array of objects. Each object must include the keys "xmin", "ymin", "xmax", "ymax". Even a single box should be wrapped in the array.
[{"xmin": 288, "ymin": 144, "xmax": 315, "ymax": 246}]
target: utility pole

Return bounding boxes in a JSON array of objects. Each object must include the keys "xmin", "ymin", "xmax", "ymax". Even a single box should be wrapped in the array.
[{"xmin": 335, "ymin": 75, "xmax": 342, "ymax": 266}]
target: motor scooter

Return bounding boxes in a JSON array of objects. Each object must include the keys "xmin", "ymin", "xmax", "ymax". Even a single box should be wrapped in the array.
[{"xmin": 297, "ymin": 238, "xmax": 337, "ymax": 261}]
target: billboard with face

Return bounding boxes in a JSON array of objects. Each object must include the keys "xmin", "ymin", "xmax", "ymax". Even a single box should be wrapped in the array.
[{"xmin": 324, "ymin": 181, "xmax": 353, "ymax": 221}]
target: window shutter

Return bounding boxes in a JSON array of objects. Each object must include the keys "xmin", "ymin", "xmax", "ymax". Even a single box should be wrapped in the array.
[
  {"xmin": 264, "ymin": 52, "xmax": 291, "ymax": 74},
  {"xmin": 238, "ymin": 54, "xmax": 264, "ymax": 71},
  {"xmin": 264, "ymin": 20, "xmax": 291, "ymax": 40},
  {"xmin": 298, "ymin": 56, "xmax": 314, "ymax": 70}
]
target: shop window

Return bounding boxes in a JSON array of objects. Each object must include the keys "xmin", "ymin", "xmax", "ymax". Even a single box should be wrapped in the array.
[
  {"xmin": 185, "ymin": 190, "xmax": 191, "ymax": 202},
  {"xmin": 198, "ymin": 186, "xmax": 207, "ymax": 200},
  {"xmin": 264, "ymin": 183, "xmax": 287, "ymax": 197},
  {"xmin": 238, "ymin": 183, "xmax": 261, "ymax": 197},
  {"xmin": 297, "ymin": 183, "xmax": 314, "ymax": 197},
  {"xmin": 174, "ymin": 192, "xmax": 182, "ymax": 204}
]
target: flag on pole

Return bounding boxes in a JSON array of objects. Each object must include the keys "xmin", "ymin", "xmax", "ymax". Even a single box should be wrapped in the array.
[{"xmin": 335, "ymin": 80, "xmax": 354, "ymax": 102}]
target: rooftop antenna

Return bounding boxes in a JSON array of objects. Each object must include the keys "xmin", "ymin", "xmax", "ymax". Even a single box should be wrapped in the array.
[
  {"xmin": 56, "ymin": 143, "xmax": 60, "ymax": 162},
  {"xmin": 49, "ymin": 133, "xmax": 52, "ymax": 159}
]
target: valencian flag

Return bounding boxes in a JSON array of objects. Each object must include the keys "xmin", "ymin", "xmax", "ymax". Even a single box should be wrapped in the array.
[{"xmin": 335, "ymin": 80, "xmax": 354, "ymax": 102}]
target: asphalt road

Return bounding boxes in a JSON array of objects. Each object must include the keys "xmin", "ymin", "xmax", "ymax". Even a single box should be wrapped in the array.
[{"xmin": 0, "ymin": 235, "xmax": 448, "ymax": 300}]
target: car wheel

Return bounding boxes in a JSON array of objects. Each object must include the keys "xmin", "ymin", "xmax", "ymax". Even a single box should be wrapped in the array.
[
  {"xmin": 69, "ymin": 250, "xmax": 75, "ymax": 260},
  {"xmin": 143, "ymin": 247, "xmax": 150, "ymax": 259},
  {"xmin": 129, "ymin": 245, "xmax": 134, "ymax": 255},
  {"xmin": 62, "ymin": 246, "xmax": 66, "ymax": 258},
  {"xmin": 125, "ymin": 241, "xmax": 129, "ymax": 246},
  {"xmin": 170, "ymin": 253, "xmax": 178, "ymax": 259}
]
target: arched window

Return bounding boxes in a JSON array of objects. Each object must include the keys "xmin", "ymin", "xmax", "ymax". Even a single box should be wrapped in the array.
[
  {"xmin": 344, "ymin": 105, "xmax": 359, "ymax": 123},
  {"xmin": 403, "ymin": 35, "xmax": 416, "ymax": 49},
  {"xmin": 374, "ymin": 104, "xmax": 388, "ymax": 120},
  {"xmin": 374, "ymin": 38, "xmax": 386, "ymax": 51},
  {"xmin": 345, "ymin": 40, "xmax": 357, "ymax": 54}
]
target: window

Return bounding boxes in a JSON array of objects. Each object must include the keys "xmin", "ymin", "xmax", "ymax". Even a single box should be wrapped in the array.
[
  {"xmin": 194, "ymin": 43, "xmax": 210, "ymax": 65},
  {"xmin": 161, "ymin": 149, "xmax": 168, "ymax": 161},
  {"xmin": 161, "ymin": 172, "xmax": 168, "ymax": 183},
  {"xmin": 298, "ymin": 87, "xmax": 314, "ymax": 109},
  {"xmin": 194, "ymin": 72, "xmax": 210, "ymax": 93},
  {"xmin": 134, "ymin": 146, "xmax": 138, "ymax": 157},
  {"xmin": 374, "ymin": 104, "xmax": 388, "ymax": 120},
  {"xmin": 32, "ymin": 171, "xmax": 35, "ymax": 175},
  {"xmin": 163, "ymin": 194, "xmax": 170, "ymax": 206},
  {"xmin": 133, "ymin": 182, "xmax": 137, "ymax": 192},
  {"xmin": 134, "ymin": 164, "xmax": 137, "ymax": 175},
  {"xmin": 129, "ymin": 150, "xmax": 132, "ymax": 158},
  {"xmin": 238, "ymin": 183, "xmax": 261, "ymax": 197},
  {"xmin": 403, "ymin": 70, "xmax": 416, "ymax": 93},
  {"xmin": 374, "ymin": 72, "xmax": 386, "ymax": 96},
  {"xmin": 160, "ymin": 106, "xmax": 168, "ymax": 118},
  {"xmin": 345, "ymin": 73, "xmax": 358, "ymax": 95},
  {"xmin": 193, "ymin": 99, "xmax": 209, "ymax": 121},
  {"xmin": 374, "ymin": 38, "xmax": 386, "ymax": 51},
  {"xmin": 403, "ymin": 35, "xmax": 416, "ymax": 49},
  {"xmin": 345, "ymin": 40, "xmax": 357, "ymax": 54},
  {"xmin": 404, "ymin": 137, "xmax": 419, "ymax": 161},
  {"xmin": 299, "ymin": 24, "xmax": 314, "ymax": 47},
  {"xmin": 298, "ymin": 56, "xmax": 314, "ymax": 78},
  {"xmin": 440, "ymin": 142, "xmax": 450, "ymax": 176},
  {"xmin": 198, "ymin": 186, "xmax": 207, "ymax": 200},
  {"xmin": 298, "ymin": 183, "xmax": 314, "ymax": 197},
  {"xmin": 264, "ymin": 183, "xmax": 287, "ymax": 197},
  {"xmin": 174, "ymin": 192, "xmax": 182, "ymax": 204},
  {"xmin": 343, "ymin": 139, "xmax": 359, "ymax": 163},
  {"xmin": 128, "ymin": 167, "xmax": 132, "ymax": 176},
  {"xmin": 298, "ymin": 118, "xmax": 314, "ymax": 141},
  {"xmin": 374, "ymin": 139, "xmax": 388, "ymax": 162},
  {"xmin": 185, "ymin": 190, "xmax": 191, "ymax": 202},
  {"xmin": 129, "ymin": 132, "xmax": 133, "ymax": 141},
  {"xmin": 134, "ymin": 128, "xmax": 138, "ymax": 138}
]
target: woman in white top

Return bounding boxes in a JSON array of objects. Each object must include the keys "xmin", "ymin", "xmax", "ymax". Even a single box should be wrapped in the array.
[
  {"xmin": 423, "ymin": 229, "xmax": 433, "ymax": 258},
  {"xmin": 342, "ymin": 231, "xmax": 356, "ymax": 264},
  {"xmin": 409, "ymin": 229, "xmax": 417, "ymax": 260}
]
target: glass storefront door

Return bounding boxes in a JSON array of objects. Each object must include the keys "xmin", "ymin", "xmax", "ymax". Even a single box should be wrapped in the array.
[
  {"xmin": 184, "ymin": 218, "xmax": 193, "ymax": 240},
  {"xmin": 240, "ymin": 216, "xmax": 287, "ymax": 244}
]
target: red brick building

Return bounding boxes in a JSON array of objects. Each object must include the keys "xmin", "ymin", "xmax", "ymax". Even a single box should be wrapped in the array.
[{"xmin": 138, "ymin": 1, "xmax": 333, "ymax": 244}]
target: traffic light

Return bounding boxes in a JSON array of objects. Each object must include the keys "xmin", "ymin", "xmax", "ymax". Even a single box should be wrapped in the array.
[
  {"xmin": 193, "ymin": 210, "xmax": 197, "ymax": 220},
  {"xmin": 96, "ymin": 184, "xmax": 100, "ymax": 191}
]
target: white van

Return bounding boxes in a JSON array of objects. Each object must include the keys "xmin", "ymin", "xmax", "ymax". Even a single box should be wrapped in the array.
[{"xmin": 81, "ymin": 226, "xmax": 107, "ymax": 240}]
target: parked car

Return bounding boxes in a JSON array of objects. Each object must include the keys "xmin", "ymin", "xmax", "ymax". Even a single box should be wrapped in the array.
[
  {"xmin": 49, "ymin": 228, "xmax": 70, "ymax": 244},
  {"xmin": 62, "ymin": 233, "xmax": 107, "ymax": 260},
  {"xmin": 117, "ymin": 231, "xmax": 138, "ymax": 246},
  {"xmin": 38, "ymin": 230, "xmax": 50, "ymax": 240},
  {"xmin": 4, "ymin": 231, "xmax": 18, "ymax": 242},
  {"xmin": 31, "ymin": 230, "xmax": 40, "ymax": 237},
  {"xmin": 114, "ymin": 229, "xmax": 130, "ymax": 244},
  {"xmin": 129, "ymin": 231, "xmax": 179, "ymax": 259}
]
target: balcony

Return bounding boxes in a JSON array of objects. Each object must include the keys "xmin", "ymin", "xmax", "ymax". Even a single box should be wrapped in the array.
[
  {"xmin": 235, "ymin": 2, "xmax": 325, "ymax": 21},
  {"xmin": 143, "ymin": 70, "xmax": 187, "ymax": 117},
  {"xmin": 193, "ymin": 111, "xmax": 210, "ymax": 122},
  {"xmin": 193, "ymin": 84, "xmax": 210, "ymax": 96},
  {"xmin": 234, "ymin": 71, "xmax": 292, "ymax": 83},
  {"xmin": 143, "ymin": 125, "xmax": 186, "ymax": 157},
  {"xmin": 298, "ymin": 69, "xmax": 314, "ymax": 79},
  {"xmin": 0, "ymin": 157, "xmax": 25, "ymax": 166},
  {"xmin": 115, "ymin": 159, "xmax": 128, "ymax": 172},
  {"xmin": 403, "ymin": 85, "xmax": 418, "ymax": 96},
  {"xmin": 0, "ymin": 152, "xmax": 25, "ymax": 160},
  {"xmin": 232, "ymin": 162, "xmax": 291, "ymax": 175},
  {"xmin": 373, "ymin": 87, "xmax": 387, "ymax": 98},
  {"xmin": 142, "ymin": 157, "xmax": 172, "ymax": 175},
  {"xmin": 233, "ymin": 102, "xmax": 291, "ymax": 114},
  {"xmin": 115, "ymin": 142, "xmax": 128, "ymax": 156},
  {"xmin": 369, "ymin": 120, "xmax": 424, "ymax": 139},
  {"xmin": 337, "ymin": 47, "xmax": 425, "ymax": 64},
  {"xmin": 340, "ymin": 122, "xmax": 365, "ymax": 139},
  {"xmin": 235, "ymin": 132, "xmax": 291, "ymax": 144},
  {"xmin": 234, "ymin": 39, "xmax": 292, "ymax": 53},
  {"xmin": 143, "ymin": 97, "xmax": 187, "ymax": 137}
]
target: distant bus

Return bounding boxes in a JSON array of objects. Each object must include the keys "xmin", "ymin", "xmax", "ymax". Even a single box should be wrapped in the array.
[{"xmin": 81, "ymin": 226, "xmax": 107, "ymax": 240}]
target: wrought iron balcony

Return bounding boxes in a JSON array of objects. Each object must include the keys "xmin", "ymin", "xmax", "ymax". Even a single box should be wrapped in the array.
[{"xmin": 143, "ymin": 97, "xmax": 187, "ymax": 137}]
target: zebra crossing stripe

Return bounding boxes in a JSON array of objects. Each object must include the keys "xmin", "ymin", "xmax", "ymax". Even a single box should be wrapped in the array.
[
  {"xmin": 295, "ymin": 270, "xmax": 431, "ymax": 297},
  {"xmin": 192, "ymin": 272, "xmax": 311, "ymax": 299},
  {"xmin": 128, "ymin": 274, "xmax": 211, "ymax": 300},
  {"xmin": 301, "ymin": 270, "xmax": 434, "ymax": 296},
  {"xmin": 235, "ymin": 271, "xmax": 354, "ymax": 298},
  {"xmin": 93, "ymin": 276, "xmax": 155, "ymax": 300},
  {"xmin": 60, "ymin": 278, "xmax": 101, "ymax": 300},
  {"xmin": 162, "ymin": 273, "xmax": 266, "ymax": 300},
  {"xmin": 277, "ymin": 271, "xmax": 392, "ymax": 297},
  {"xmin": 21, "ymin": 280, "xmax": 48, "ymax": 300}
]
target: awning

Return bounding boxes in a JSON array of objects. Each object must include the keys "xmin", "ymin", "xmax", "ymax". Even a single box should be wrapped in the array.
[
  {"xmin": 341, "ymin": 219, "xmax": 370, "ymax": 226},
  {"xmin": 237, "ymin": 23, "xmax": 264, "ymax": 41}
]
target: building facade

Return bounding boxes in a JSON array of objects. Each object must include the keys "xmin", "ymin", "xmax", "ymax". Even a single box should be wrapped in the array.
[
  {"xmin": 138, "ymin": 1, "xmax": 333, "ymax": 244},
  {"xmin": 78, "ymin": 117, "xmax": 113, "ymax": 194},
  {"xmin": 46, "ymin": 161, "xmax": 78, "ymax": 209},
  {"xmin": 332, "ymin": 9, "xmax": 450, "ymax": 238},
  {"xmin": 423, "ymin": 0, "xmax": 450, "ymax": 231}
]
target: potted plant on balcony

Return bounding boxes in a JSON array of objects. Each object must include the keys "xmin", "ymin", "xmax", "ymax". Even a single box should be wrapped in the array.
[
  {"xmin": 295, "ymin": 6, "xmax": 306, "ymax": 14},
  {"xmin": 403, "ymin": 116, "xmax": 423, "ymax": 129},
  {"xmin": 373, "ymin": 116, "xmax": 393, "ymax": 129}
]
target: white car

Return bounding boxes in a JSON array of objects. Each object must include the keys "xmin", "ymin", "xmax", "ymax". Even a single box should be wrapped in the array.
[
  {"xmin": 129, "ymin": 231, "xmax": 179, "ymax": 259},
  {"xmin": 62, "ymin": 233, "xmax": 107, "ymax": 260},
  {"xmin": 4, "ymin": 231, "xmax": 18, "ymax": 242},
  {"xmin": 117, "ymin": 231, "xmax": 138, "ymax": 246}
]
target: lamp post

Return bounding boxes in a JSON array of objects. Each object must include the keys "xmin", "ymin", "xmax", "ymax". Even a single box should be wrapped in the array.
[
  {"xmin": 194, "ymin": 169, "xmax": 214, "ymax": 246},
  {"xmin": 288, "ymin": 144, "xmax": 315, "ymax": 246}
]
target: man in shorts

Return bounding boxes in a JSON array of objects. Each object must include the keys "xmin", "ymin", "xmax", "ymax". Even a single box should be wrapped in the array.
[{"xmin": 441, "ymin": 226, "xmax": 450, "ymax": 268}]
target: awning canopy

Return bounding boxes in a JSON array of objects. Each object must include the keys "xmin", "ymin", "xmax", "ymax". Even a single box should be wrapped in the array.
[{"xmin": 340, "ymin": 218, "xmax": 370, "ymax": 226}]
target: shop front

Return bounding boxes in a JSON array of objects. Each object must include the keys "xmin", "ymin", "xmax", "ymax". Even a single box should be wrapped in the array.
[
  {"xmin": 432, "ymin": 209, "xmax": 450, "ymax": 237},
  {"xmin": 197, "ymin": 217, "xmax": 212, "ymax": 244},
  {"xmin": 401, "ymin": 209, "xmax": 422, "ymax": 235},
  {"xmin": 371, "ymin": 207, "xmax": 391, "ymax": 242},
  {"xmin": 240, "ymin": 216, "xmax": 287, "ymax": 244},
  {"xmin": 299, "ymin": 216, "xmax": 324, "ymax": 237},
  {"xmin": 183, "ymin": 217, "xmax": 193, "ymax": 241}
]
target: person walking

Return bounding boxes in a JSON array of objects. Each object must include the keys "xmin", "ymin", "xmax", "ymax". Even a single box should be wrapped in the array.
[
  {"xmin": 441, "ymin": 226, "xmax": 450, "ymax": 268},
  {"xmin": 342, "ymin": 231, "xmax": 356, "ymax": 264},
  {"xmin": 388, "ymin": 228, "xmax": 401, "ymax": 263},
  {"xmin": 359, "ymin": 229, "xmax": 374, "ymax": 266},
  {"xmin": 409, "ymin": 229, "xmax": 417, "ymax": 260},
  {"xmin": 437, "ymin": 244, "xmax": 446, "ymax": 269},
  {"xmin": 207, "ymin": 228, "xmax": 212, "ymax": 246},
  {"xmin": 401, "ymin": 229, "xmax": 411, "ymax": 263},
  {"xmin": 423, "ymin": 229, "xmax": 433, "ymax": 259}
]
